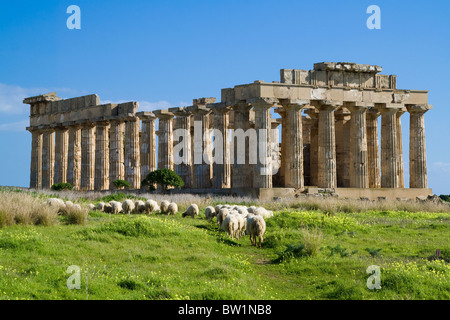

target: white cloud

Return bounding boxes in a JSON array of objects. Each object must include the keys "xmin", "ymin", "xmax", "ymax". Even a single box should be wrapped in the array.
[
  {"xmin": 0, "ymin": 119, "xmax": 29, "ymax": 132},
  {"xmin": 432, "ymin": 162, "xmax": 450, "ymax": 173}
]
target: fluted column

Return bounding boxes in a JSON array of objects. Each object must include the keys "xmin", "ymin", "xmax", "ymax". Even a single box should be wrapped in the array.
[
  {"xmin": 81, "ymin": 122, "xmax": 96, "ymax": 191},
  {"xmin": 188, "ymin": 105, "xmax": 213, "ymax": 189},
  {"xmin": 42, "ymin": 128, "xmax": 55, "ymax": 189},
  {"xmin": 231, "ymin": 101, "xmax": 253, "ymax": 188},
  {"xmin": 315, "ymin": 100, "xmax": 340, "ymax": 189},
  {"xmin": 407, "ymin": 104, "xmax": 432, "ymax": 188},
  {"xmin": 170, "ymin": 108, "xmax": 192, "ymax": 188},
  {"xmin": 67, "ymin": 124, "xmax": 82, "ymax": 190},
  {"xmin": 54, "ymin": 126, "xmax": 69, "ymax": 184},
  {"xmin": 280, "ymin": 99, "xmax": 309, "ymax": 188},
  {"xmin": 28, "ymin": 128, "xmax": 43, "ymax": 189},
  {"xmin": 378, "ymin": 105, "xmax": 400, "ymax": 188},
  {"xmin": 124, "ymin": 116, "xmax": 141, "ymax": 189},
  {"xmin": 274, "ymin": 108, "xmax": 287, "ymax": 186},
  {"xmin": 155, "ymin": 110, "xmax": 175, "ymax": 171},
  {"xmin": 249, "ymin": 98, "xmax": 277, "ymax": 188},
  {"xmin": 109, "ymin": 119, "xmax": 125, "ymax": 185},
  {"xmin": 305, "ymin": 109, "xmax": 319, "ymax": 186},
  {"xmin": 95, "ymin": 121, "xmax": 110, "ymax": 190},
  {"xmin": 346, "ymin": 102, "xmax": 369, "ymax": 188},
  {"xmin": 366, "ymin": 108, "xmax": 381, "ymax": 188},
  {"xmin": 212, "ymin": 104, "xmax": 232, "ymax": 189},
  {"xmin": 396, "ymin": 109, "xmax": 406, "ymax": 188},
  {"xmin": 137, "ymin": 112, "xmax": 157, "ymax": 181},
  {"xmin": 335, "ymin": 108, "xmax": 351, "ymax": 188}
]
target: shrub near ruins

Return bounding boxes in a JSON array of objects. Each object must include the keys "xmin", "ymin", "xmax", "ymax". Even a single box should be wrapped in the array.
[{"xmin": 141, "ymin": 169, "xmax": 184, "ymax": 192}]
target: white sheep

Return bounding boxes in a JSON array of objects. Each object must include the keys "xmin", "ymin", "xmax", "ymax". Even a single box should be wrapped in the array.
[
  {"xmin": 134, "ymin": 200, "xmax": 146, "ymax": 213},
  {"xmin": 144, "ymin": 200, "xmax": 158, "ymax": 214},
  {"xmin": 167, "ymin": 202, "xmax": 178, "ymax": 215},
  {"xmin": 204, "ymin": 206, "xmax": 216, "ymax": 222},
  {"xmin": 214, "ymin": 205, "xmax": 222, "ymax": 214},
  {"xmin": 222, "ymin": 213, "xmax": 239, "ymax": 239},
  {"xmin": 246, "ymin": 215, "xmax": 266, "ymax": 248},
  {"xmin": 160, "ymin": 200, "xmax": 170, "ymax": 213},
  {"xmin": 254, "ymin": 207, "xmax": 273, "ymax": 219},
  {"xmin": 182, "ymin": 204, "xmax": 199, "ymax": 218},
  {"xmin": 247, "ymin": 206, "xmax": 256, "ymax": 214},
  {"xmin": 216, "ymin": 208, "xmax": 229, "ymax": 228},
  {"xmin": 88, "ymin": 204, "xmax": 96, "ymax": 211},
  {"xmin": 234, "ymin": 214, "xmax": 246, "ymax": 239},
  {"xmin": 96, "ymin": 202, "xmax": 106, "ymax": 212},
  {"xmin": 122, "ymin": 199, "xmax": 135, "ymax": 214},
  {"xmin": 110, "ymin": 201, "xmax": 123, "ymax": 214}
]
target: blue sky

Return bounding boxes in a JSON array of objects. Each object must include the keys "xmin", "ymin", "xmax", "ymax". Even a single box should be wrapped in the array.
[{"xmin": 1, "ymin": 0, "xmax": 449, "ymax": 194}]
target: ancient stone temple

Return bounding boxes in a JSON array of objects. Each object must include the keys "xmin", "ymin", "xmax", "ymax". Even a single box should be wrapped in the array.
[{"xmin": 25, "ymin": 62, "xmax": 433, "ymax": 200}]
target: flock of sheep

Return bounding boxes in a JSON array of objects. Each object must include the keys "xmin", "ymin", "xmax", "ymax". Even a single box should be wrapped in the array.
[{"xmin": 46, "ymin": 197, "xmax": 273, "ymax": 248}]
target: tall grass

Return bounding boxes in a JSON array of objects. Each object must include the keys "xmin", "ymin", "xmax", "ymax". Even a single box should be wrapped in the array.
[{"xmin": 0, "ymin": 192, "xmax": 59, "ymax": 227}]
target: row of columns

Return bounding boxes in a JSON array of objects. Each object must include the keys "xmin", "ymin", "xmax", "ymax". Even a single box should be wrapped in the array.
[{"xmin": 28, "ymin": 100, "xmax": 430, "ymax": 191}]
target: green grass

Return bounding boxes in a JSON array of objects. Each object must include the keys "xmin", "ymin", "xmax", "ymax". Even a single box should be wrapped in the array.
[{"xmin": 0, "ymin": 198, "xmax": 449, "ymax": 299}]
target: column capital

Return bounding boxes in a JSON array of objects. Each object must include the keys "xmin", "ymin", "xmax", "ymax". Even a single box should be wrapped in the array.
[
  {"xmin": 311, "ymin": 100, "xmax": 341, "ymax": 111},
  {"xmin": 185, "ymin": 105, "xmax": 211, "ymax": 115},
  {"xmin": 334, "ymin": 107, "xmax": 351, "ymax": 120},
  {"xmin": 211, "ymin": 103, "xmax": 232, "ymax": 114},
  {"xmin": 279, "ymin": 99, "xmax": 309, "ymax": 109},
  {"xmin": 136, "ymin": 111, "xmax": 156, "ymax": 120},
  {"xmin": 154, "ymin": 109, "xmax": 175, "ymax": 120},
  {"xmin": 168, "ymin": 107, "xmax": 191, "ymax": 117},
  {"xmin": 305, "ymin": 108, "xmax": 319, "ymax": 119},
  {"xmin": 344, "ymin": 101, "xmax": 371, "ymax": 112},
  {"xmin": 367, "ymin": 107, "xmax": 381, "ymax": 118},
  {"xmin": 406, "ymin": 104, "xmax": 432, "ymax": 114},
  {"xmin": 95, "ymin": 120, "xmax": 111, "ymax": 127},
  {"xmin": 232, "ymin": 100, "xmax": 252, "ymax": 113},
  {"xmin": 375, "ymin": 103, "xmax": 403, "ymax": 114},
  {"xmin": 248, "ymin": 97, "xmax": 279, "ymax": 109}
]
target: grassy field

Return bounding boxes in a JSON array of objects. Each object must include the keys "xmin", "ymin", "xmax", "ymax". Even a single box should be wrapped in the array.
[{"xmin": 0, "ymin": 188, "xmax": 449, "ymax": 300}]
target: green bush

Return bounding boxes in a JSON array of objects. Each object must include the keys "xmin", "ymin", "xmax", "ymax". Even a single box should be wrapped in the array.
[
  {"xmin": 439, "ymin": 194, "xmax": 450, "ymax": 202},
  {"xmin": 113, "ymin": 179, "xmax": 130, "ymax": 190},
  {"xmin": 51, "ymin": 183, "xmax": 73, "ymax": 191},
  {"xmin": 141, "ymin": 169, "xmax": 184, "ymax": 192}
]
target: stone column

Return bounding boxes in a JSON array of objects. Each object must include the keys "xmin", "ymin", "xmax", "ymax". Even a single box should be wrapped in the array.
[
  {"xmin": 366, "ymin": 108, "xmax": 381, "ymax": 188},
  {"xmin": 346, "ymin": 102, "xmax": 369, "ymax": 188},
  {"xmin": 407, "ymin": 104, "xmax": 432, "ymax": 188},
  {"xmin": 95, "ymin": 121, "xmax": 110, "ymax": 190},
  {"xmin": 81, "ymin": 122, "xmax": 96, "ymax": 191},
  {"xmin": 271, "ymin": 119, "xmax": 281, "ymax": 186},
  {"xmin": 315, "ymin": 100, "xmax": 340, "ymax": 189},
  {"xmin": 378, "ymin": 104, "xmax": 400, "ymax": 188},
  {"xmin": 302, "ymin": 115, "xmax": 312, "ymax": 186},
  {"xmin": 137, "ymin": 112, "xmax": 157, "ymax": 181},
  {"xmin": 28, "ymin": 128, "xmax": 43, "ymax": 189},
  {"xmin": 170, "ymin": 108, "xmax": 192, "ymax": 188},
  {"xmin": 155, "ymin": 110, "xmax": 175, "ymax": 171},
  {"xmin": 274, "ymin": 108, "xmax": 287, "ymax": 186},
  {"xmin": 335, "ymin": 108, "xmax": 351, "ymax": 188},
  {"xmin": 67, "ymin": 124, "xmax": 82, "ymax": 190},
  {"xmin": 279, "ymin": 99, "xmax": 309, "ymax": 189},
  {"xmin": 231, "ymin": 101, "xmax": 253, "ymax": 188},
  {"xmin": 212, "ymin": 104, "xmax": 232, "ymax": 189},
  {"xmin": 54, "ymin": 126, "xmax": 69, "ymax": 184},
  {"xmin": 249, "ymin": 98, "xmax": 278, "ymax": 189},
  {"xmin": 305, "ymin": 109, "xmax": 319, "ymax": 186},
  {"xmin": 109, "ymin": 119, "xmax": 125, "ymax": 185},
  {"xmin": 187, "ymin": 104, "xmax": 213, "ymax": 189},
  {"xmin": 396, "ymin": 109, "xmax": 406, "ymax": 188},
  {"xmin": 41, "ymin": 128, "xmax": 55, "ymax": 189},
  {"xmin": 124, "ymin": 116, "xmax": 141, "ymax": 189}
]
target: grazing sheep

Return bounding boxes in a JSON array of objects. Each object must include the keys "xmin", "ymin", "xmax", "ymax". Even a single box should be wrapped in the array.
[
  {"xmin": 167, "ymin": 202, "xmax": 178, "ymax": 215},
  {"xmin": 110, "ymin": 201, "xmax": 123, "ymax": 214},
  {"xmin": 88, "ymin": 204, "xmax": 96, "ymax": 211},
  {"xmin": 254, "ymin": 207, "xmax": 273, "ymax": 219},
  {"xmin": 96, "ymin": 202, "xmax": 106, "ymax": 212},
  {"xmin": 222, "ymin": 214, "xmax": 239, "ymax": 239},
  {"xmin": 135, "ymin": 200, "xmax": 146, "ymax": 213},
  {"xmin": 214, "ymin": 205, "xmax": 222, "ymax": 214},
  {"xmin": 160, "ymin": 200, "xmax": 170, "ymax": 213},
  {"xmin": 104, "ymin": 203, "xmax": 113, "ymax": 213},
  {"xmin": 237, "ymin": 207, "xmax": 249, "ymax": 217},
  {"xmin": 246, "ymin": 215, "xmax": 266, "ymax": 248},
  {"xmin": 204, "ymin": 206, "xmax": 216, "ymax": 221},
  {"xmin": 122, "ymin": 199, "xmax": 135, "ymax": 214},
  {"xmin": 216, "ymin": 208, "xmax": 229, "ymax": 228},
  {"xmin": 144, "ymin": 200, "xmax": 158, "ymax": 214},
  {"xmin": 247, "ymin": 206, "xmax": 256, "ymax": 214},
  {"xmin": 46, "ymin": 198, "xmax": 66, "ymax": 213},
  {"xmin": 182, "ymin": 204, "xmax": 199, "ymax": 218},
  {"xmin": 234, "ymin": 214, "xmax": 246, "ymax": 239}
]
